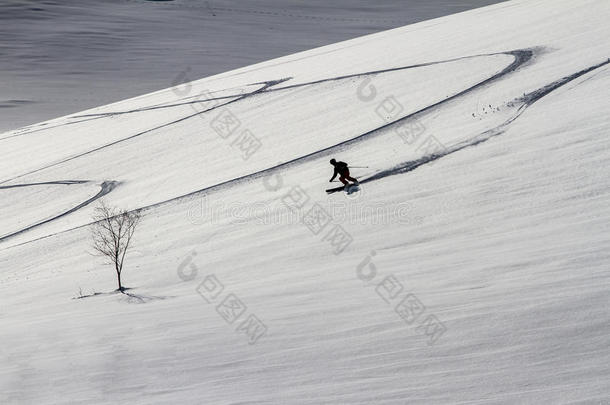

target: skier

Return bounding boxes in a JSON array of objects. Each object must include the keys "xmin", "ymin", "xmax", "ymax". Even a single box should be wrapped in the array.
[{"xmin": 329, "ymin": 158, "xmax": 359, "ymax": 187}]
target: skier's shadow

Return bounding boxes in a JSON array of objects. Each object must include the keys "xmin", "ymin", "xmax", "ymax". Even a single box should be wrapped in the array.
[{"xmin": 361, "ymin": 154, "xmax": 441, "ymax": 184}]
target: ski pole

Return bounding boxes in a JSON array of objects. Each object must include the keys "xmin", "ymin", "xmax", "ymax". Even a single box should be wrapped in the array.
[{"xmin": 348, "ymin": 166, "xmax": 369, "ymax": 169}]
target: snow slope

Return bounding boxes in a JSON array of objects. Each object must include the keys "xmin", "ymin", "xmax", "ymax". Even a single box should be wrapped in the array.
[
  {"xmin": 1, "ymin": 0, "xmax": 610, "ymax": 403},
  {"xmin": 0, "ymin": 0, "xmax": 505, "ymax": 132}
]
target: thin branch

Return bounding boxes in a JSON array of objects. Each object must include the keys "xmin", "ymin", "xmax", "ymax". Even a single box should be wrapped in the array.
[{"xmin": 90, "ymin": 202, "xmax": 142, "ymax": 291}]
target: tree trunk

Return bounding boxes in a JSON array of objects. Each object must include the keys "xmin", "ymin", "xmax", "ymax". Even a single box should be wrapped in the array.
[{"xmin": 117, "ymin": 269, "xmax": 122, "ymax": 292}]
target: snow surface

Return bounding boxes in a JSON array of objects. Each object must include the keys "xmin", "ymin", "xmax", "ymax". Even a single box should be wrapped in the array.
[
  {"xmin": 0, "ymin": 0, "xmax": 505, "ymax": 132},
  {"xmin": 1, "ymin": 0, "xmax": 610, "ymax": 403}
]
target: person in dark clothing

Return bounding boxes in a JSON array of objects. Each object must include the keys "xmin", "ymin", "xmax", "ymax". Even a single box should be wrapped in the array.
[{"xmin": 329, "ymin": 158, "xmax": 359, "ymax": 186}]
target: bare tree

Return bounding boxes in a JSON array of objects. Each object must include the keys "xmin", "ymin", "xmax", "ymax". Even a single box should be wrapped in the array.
[{"xmin": 91, "ymin": 201, "xmax": 142, "ymax": 292}]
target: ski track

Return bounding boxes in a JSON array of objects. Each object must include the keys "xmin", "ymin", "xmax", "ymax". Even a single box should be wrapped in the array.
[
  {"xmin": 2, "ymin": 48, "xmax": 609, "ymax": 248},
  {"xmin": 0, "ymin": 180, "xmax": 89, "ymax": 189},
  {"xmin": 0, "ymin": 49, "xmax": 521, "ymax": 141},
  {"xmin": 361, "ymin": 57, "xmax": 610, "ymax": 183},
  {"xmin": 0, "ymin": 49, "xmax": 531, "ymax": 187},
  {"xmin": 0, "ymin": 180, "xmax": 119, "ymax": 243}
]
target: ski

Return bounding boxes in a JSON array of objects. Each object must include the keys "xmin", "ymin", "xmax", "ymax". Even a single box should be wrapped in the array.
[
  {"xmin": 326, "ymin": 185, "xmax": 346, "ymax": 193},
  {"xmin": 326, "ymin": 183, "xmax": 360, "ymax": 194}
]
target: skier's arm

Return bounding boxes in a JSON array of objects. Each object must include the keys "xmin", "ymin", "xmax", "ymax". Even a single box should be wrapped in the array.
[{"xmin": 329, "ymin": 168, "xmax": 338, "ymax": 182}]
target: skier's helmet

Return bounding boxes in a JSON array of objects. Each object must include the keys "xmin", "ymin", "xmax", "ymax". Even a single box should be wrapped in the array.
[{"xmin": 330, "ymin": 159, "xmax": 336, "ymax": 165}]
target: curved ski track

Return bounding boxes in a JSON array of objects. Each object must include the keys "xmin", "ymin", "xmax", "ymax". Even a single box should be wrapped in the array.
[{"xmin": 2, "ymin": 48, "xmax": 609, "ymax": 248}]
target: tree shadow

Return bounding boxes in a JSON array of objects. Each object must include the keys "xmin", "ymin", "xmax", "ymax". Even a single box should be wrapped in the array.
[
  {"xmin": 72, "ymin": 287, "xmax": 172, "ymax": 304},
  {"xmin": 72, "ymin": 289, "xmax": 105, "ymax": 300},
  {"xmin": 117, "ymin": 289, "xmax": 172, "ymax": 304}
]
